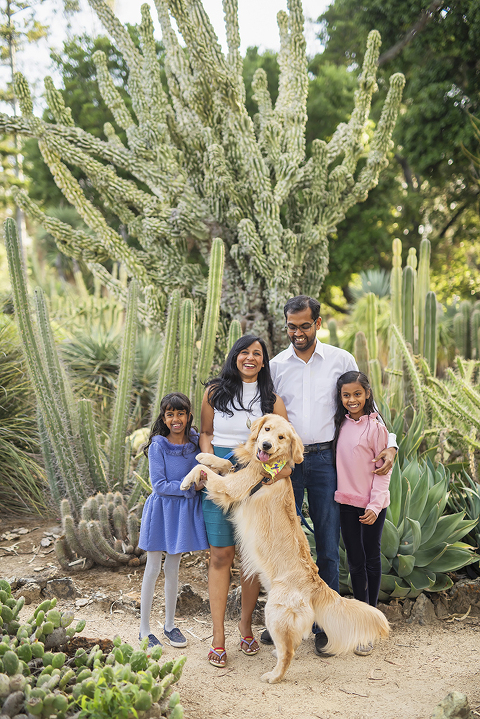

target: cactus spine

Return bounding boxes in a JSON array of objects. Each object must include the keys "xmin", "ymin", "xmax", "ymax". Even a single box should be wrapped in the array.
[{"xmin": 424, "ymin": 291, "xmax": 437, "ymax": 376}]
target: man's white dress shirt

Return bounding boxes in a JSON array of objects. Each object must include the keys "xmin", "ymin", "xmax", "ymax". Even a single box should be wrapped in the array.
[{"xmin": 270, "ymin": 341, "xmax": 397, "ymax": 448}]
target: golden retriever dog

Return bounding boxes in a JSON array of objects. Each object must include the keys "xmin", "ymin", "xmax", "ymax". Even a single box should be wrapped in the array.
[{"xmin": 181, "ymin": 414, "xmax": 389, "ymax": 683}]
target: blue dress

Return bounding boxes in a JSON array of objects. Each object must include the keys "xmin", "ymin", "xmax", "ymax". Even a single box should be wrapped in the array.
[{"xmin": 139, "ymin": 433, "xmax": 209, "ymax": 553}]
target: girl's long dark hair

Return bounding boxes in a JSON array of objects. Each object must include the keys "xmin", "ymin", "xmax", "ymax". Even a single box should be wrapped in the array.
[
  {"xmin": 332, "ymin": 371, "xmax": 378, "ymax": 460},
  {"xmin": 143, "ymin": 392, "xmax": 197, "ymax": 457},
  {"xmin": 206, "ymin": 335, "xmax": 276, "ymax": 416}
]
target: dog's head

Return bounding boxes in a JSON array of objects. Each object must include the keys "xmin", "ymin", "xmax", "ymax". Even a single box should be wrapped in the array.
[{"xmin": 244, "ymin": 414, "xmax": 304, "ymax": 467}]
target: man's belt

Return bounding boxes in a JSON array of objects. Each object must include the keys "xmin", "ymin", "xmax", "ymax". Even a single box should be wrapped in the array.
[{"xmin": 303, "ymin": 441, "xmax": 333, "ymax": 453}]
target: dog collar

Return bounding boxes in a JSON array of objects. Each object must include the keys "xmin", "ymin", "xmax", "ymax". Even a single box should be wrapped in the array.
[
  {"xmin": 261, "ymin": 461, "xmax": 286, "ymax": 479},
  {"xmin": 249, "ymin": 461, "xmax": 287, "ymax": 497}
]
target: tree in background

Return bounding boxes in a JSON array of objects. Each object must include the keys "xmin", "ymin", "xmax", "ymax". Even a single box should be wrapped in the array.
[
  {"xmin": 1, "ymin": 0, "xmax": 404, "ymax": 348},
  {"xmin": 317, "ymin": 0, "xmax": 480, "ymax": 304}
]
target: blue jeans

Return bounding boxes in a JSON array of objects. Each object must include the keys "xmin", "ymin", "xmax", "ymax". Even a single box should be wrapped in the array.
[{"xmin": 291, "ymin": 448, "xmax": 340, "ymax": 594}]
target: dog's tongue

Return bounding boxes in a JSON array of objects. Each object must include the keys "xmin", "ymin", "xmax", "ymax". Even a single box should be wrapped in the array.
[{"xmin": 257, "ymin": 450, "xmax": 270, "ymax": 463}]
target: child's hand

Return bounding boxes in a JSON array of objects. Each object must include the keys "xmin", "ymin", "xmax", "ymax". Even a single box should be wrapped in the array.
[
  {"xmin": 195, "ymin": 470, "xmax": 207, "ymax": 491},
  {"xmin": 359, "ymin": 509, "xmax": 377, "ymax": 524}
]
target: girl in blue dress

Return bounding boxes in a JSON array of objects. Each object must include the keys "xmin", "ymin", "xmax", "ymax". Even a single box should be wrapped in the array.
[{"xmin": 139, "ymin": 392, "xmax": 208, "ymax": 649}]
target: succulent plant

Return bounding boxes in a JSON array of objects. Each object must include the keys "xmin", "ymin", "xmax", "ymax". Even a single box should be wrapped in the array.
[
  {"xmin": 0, "ymin": 580, "xmax": 185, "ymax": 718},
  {"xmin": 4, "ymin": 217, "xmax": 227, "ymax": 569},
  {"xmin": 339, "ymin": 458, "xmax": 479, "ymax": 599}
]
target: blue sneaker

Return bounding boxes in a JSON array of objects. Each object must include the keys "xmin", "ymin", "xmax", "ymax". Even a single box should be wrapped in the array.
[
  {"xmin": 138, "ymin": 632, "xmax": 162, "ymax": 649},
  {"xmin": 164, "ymin": 626, "xmax": 187, "ymax": 648}
]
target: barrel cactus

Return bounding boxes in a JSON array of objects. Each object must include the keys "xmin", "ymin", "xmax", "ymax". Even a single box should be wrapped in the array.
[{"xmin": 339, "ymin": 457, "xmax": 479, "ymax": 599}]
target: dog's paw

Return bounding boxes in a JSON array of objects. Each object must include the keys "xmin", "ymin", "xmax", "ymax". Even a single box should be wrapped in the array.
[
  {"xmin": 180, "ymin": 467, "xmax": 199, "ymax": 490},
  {"xmin": 260, "ymin": 671, "xmax": 280, "ymax": 684}
]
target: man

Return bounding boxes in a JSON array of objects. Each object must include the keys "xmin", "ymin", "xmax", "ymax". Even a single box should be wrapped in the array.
[{"xmin": 261, "ymin": 295, "xmax": 397, "ymax": 656}]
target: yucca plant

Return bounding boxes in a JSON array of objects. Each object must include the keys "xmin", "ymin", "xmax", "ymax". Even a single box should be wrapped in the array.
[{"xmin": 339, "ymin": 456, "xmax": 479, "ymax": 599}]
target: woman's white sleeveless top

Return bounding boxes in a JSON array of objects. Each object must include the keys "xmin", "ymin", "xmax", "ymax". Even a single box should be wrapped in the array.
[{"xmin": 212, "ymin": 382, "xmax": 263, "ymax": 448}]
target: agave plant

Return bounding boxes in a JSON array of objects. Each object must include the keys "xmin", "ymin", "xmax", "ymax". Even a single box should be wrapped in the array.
[
  {"xmin": 339, "ymin": 456, "xmax": 479, "ymax": 599},
  {"xmin": 448, "ymin": 470, "xmax": 480, "ymax": 576}
]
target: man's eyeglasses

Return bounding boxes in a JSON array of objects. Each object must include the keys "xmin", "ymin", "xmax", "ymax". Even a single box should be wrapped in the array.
[{"xmin": 284, "ymin": 320, "xmax": 317, "ymax": 333}]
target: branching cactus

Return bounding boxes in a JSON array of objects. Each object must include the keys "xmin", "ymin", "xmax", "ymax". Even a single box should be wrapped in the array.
[{"xmin": 0, "ymin": 0, "xmax": 404, "ymax": 348}]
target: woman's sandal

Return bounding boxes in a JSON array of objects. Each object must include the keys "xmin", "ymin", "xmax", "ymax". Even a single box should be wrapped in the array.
[
  {"xmin": 208, "ymin": 646, "xmax": 227, "ymax": 667},
  {"xmin": 239, "ymin": 634, "xmax": 260, "ymax": 656}
]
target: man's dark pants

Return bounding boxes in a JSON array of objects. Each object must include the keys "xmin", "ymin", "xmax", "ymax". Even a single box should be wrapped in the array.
[{"xmin": 291, "ymin": 447, "xmax": 339, "ymax": 635}]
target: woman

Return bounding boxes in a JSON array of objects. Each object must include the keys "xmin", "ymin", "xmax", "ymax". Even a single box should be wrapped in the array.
[{"xmin": 199, "ymin": 335, "xmax": 290, "ymax": 667}]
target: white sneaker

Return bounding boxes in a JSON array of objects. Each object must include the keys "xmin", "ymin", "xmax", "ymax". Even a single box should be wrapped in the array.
[{"xmin": 354, "ymin": 642, "xmax": 373, "ymax": 656}]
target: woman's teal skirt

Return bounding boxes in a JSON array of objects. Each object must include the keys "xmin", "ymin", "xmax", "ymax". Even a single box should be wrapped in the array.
[{"xmin": 201, "ymin": 446, "xmax": 236, "ymax": 547}]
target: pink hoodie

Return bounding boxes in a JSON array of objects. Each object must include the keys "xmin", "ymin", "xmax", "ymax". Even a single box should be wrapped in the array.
[{"xmin": 334, "ymin": 412, "xmax": 391, "ymax": 516}]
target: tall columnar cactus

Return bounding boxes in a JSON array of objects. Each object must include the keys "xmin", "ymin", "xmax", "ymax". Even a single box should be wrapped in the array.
[
  {"xmin": 454, "ymin": 311, "xmax": 468, "ymax": 359},
  {"xmin": 471, "ymin": 309, "xmax": 480, "ymax": 360},
  {"xmin": 4, "ymin": 218, "xmax": 87, "ymax": 515},
  {"xmin": 227, "ymin": 319, "xmax": 242, "ymax": 351},
  {"xmin": 194, "ymin": 237, "xmax": 225, "ymax": 417},
  {"xmin": 365, "ymin": 292, "xmax": 381, "ymax": 400},
  {"xmin": 107, "ymin": 280, "xmax": 139, "ymax": 490},
  {"xmin": 388, "ymin": 238, "xmax": 403, "ymax": 412},
  {"xmin": 4, "ymin": 217, "xmax": 226, "ymax": 568},
  {"xmin": 327, "ymin": 319, "xmax": 339, "ymax": 348},
  {"xmin": 415, "ymin": 238, "xmax": 431, "ymax": 355},
  {"xmin": 177, "ymin": 298, "xmax": 195, "ymax": 397},
  {"xmin": 354, "ymin": 331, "xmax": 369, "ymax": 377},
  {"xmin": 402, "ymin": 265, "xmax": 415, "ymax": 348},
  {"xmin": 424, "ymin": 291, "xmax": 438, "ymax": 376},
  {"xmin": 0, "ymin": 0, "xmax": 404, "ymax": 348}
]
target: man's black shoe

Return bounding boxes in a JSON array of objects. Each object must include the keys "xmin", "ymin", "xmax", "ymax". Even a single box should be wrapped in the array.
[
  {"xmin": 260, "ymin": 628, "xmax": 273, "ymax": 645},
  {"xmin": 314, "ymin": 630, "xmax": 334, "ymax": 657}
]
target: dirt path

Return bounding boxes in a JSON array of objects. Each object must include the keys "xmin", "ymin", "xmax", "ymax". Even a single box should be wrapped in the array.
[{"xmin": 1, "ymin": 516, "xmax": 479, "ymax": 719}]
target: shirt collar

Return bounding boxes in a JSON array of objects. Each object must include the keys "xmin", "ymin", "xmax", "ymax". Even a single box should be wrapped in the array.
[{"xmin": 287, "ymin": 339, "xmax": 324, "ymax": 362}]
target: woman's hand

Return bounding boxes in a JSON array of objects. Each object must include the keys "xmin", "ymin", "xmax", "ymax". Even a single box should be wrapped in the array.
[
  {"xmin": 359, "ymin": 509, "xmax": 377, "ymax": 525},
  {"xmin": 195, "ymin": 470, "xmax": 207, "ymax": 491}
]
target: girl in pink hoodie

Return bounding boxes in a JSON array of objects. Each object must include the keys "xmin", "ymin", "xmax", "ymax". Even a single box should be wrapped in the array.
[{"xmin": 333, "ymin": 371, "xmax": 392, "ymax": 655}]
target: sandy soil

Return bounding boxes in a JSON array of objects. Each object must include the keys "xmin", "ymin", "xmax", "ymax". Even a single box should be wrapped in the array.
[{"xmin": 1, "ymin": 515, "xmax": 479, "ymax": 719}]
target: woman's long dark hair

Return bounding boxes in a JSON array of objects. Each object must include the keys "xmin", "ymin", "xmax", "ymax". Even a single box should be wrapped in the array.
[
  {"xmin": 332, "ymin": 371, "xmax": 378, "ymax": 460},
  {"xmin": 206, "ymin": 335, "xmax": 276, "ymax": 416},
  {"xmin": 143, "ymin": 392, "xmax": 197, "ymax": 457}
]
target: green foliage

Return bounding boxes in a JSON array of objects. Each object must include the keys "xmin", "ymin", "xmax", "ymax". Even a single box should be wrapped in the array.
[
  {"xmin": 1, "ymin": 0, "xmax": 404, "ymax": 348},
  {"xmin": 0, "ymin": 582, "xmax": 185, "ymax": 718},
  {"xmin": 318, "ymin": 0, "xmax": 480, "ymax": 307},
  {"xmin": 339, "ymin": 456, "xmax": 479, "ymax": 599},
  {"xmin": 0, "ymin": 316, "xmax": 47, "ymax": 514}
]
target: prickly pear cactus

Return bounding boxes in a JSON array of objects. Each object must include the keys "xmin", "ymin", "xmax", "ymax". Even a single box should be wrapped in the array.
[{"xmin": 0, "ymin": 580, "xmax": 186, "ymax": 718}]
